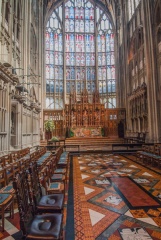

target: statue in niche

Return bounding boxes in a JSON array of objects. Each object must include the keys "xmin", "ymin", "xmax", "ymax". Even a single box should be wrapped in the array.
[
  {"xmin": 81, "ymin": 89, "xmax": 88, "ymax": 103},
  {"xmin": 83, "ymin": 109, "xmax": 88, "ymax": 126},
  {"xmin": 71, "ymin": 110, "xmax": 76, "ymax": 126},
  {"xmin": 93, "ymin": 90, "xmax": 100, "ymax": 104},
  {"xmin": 94, "ymin": 110, "xmax": 100, "ymax": 125},
  {"xmin": 77, "ymin": 113, "xmax": 81, "ymax": 125},
  {"xmin": 40, "ymin": 128, "xmax": 43, "ymax": 140},
  {"xmin": 70, "ymin": 91, "xmax": 76, "ymax": 105},
  {"xmin": 11, "ymin": 110, "xmax": 15, "ymax": 135}
]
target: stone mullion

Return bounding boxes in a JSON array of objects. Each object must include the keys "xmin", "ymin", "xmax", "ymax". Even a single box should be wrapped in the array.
[
  {"xmin": 38, "ymin": 0, "xmax": 43, "ymax": 134},
  {"xmin": 95, "ymin": 2, "xmax": 98, "ymax": 95},
  {"xmin": 63, "ymin": 2, "xmax": 66, "ymax": 105}
]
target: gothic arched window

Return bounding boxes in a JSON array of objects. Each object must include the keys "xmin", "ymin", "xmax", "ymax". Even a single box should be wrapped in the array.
[{"xmin": 45, "ymin": 0, "xmax": 116, "ymax": 109}]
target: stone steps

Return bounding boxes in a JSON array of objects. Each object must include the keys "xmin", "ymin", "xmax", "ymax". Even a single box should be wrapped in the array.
[
  {"xmin": 40, "ymin": 138, "xmax": 124, "ymax": 151},
  {"xmin": 64, "ymin": 137, "xmax": 123, "ymax": 146}
]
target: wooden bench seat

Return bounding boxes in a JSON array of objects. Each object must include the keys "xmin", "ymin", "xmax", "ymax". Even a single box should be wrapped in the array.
[{"xmin": 136, "ymin": 144, "xmax": 161, "ymax": 166}]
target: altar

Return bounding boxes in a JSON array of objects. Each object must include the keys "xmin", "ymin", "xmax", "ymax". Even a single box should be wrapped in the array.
[
  {"xmin": 43, "ymin": 89, "xmax": 126, "ymax": 139},
  {"xmin": 65, "ymin": 90, "xmax": 105, "ymax": 129},
  {"xmin": 70, "ymin": 126, "xmax": 102, "ymax": 137}
]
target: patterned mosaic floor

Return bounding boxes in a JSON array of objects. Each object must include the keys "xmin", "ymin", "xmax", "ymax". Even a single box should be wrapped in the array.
[
  {"xmin": 1, "ymin": 153, "xmax": 161, "ymax": 240},
  {"xmin": 73, "ymin": 153, "xmax": 161, "ymax": 240}
]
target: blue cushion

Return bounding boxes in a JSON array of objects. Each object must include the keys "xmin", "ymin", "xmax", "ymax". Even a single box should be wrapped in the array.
[
  {"xmin": 49, "ymin": 183, "xmax": 60, "ymax": 190},
  {"xmin": 0, "ymin": 193, "xmax": 10, "ymax": 204}
]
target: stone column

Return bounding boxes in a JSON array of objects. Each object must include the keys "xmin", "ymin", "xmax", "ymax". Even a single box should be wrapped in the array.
[
  {"xmin": 142, "ymin": 0, "xmax": 159, "ymax": 142},
  {"xmin": 38, "ymin": 0, "xmax": 44, "ymax": 137},
  {"xmin": 118, "ymin": 1, "xmax": 130, "ymax": 132},
  {"xmin": 0, "ymin": 0, "xmax": 2, "ymax": 25}
]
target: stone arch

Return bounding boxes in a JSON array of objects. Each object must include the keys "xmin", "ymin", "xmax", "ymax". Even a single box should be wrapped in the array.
[
  {"xmin": 157, "ymin": 28, "xmax": 161, "ymax": 44},
  {"xmin": 30, "ymin": 86, "xmax": 37, "ymax": 102},
  {"xmin": 154, "ymin": 1, "xmax": 161, "ymax": 27},
  {"xmin": 44, "ymin": 0, "xmax": 115, "ymax": 30}
]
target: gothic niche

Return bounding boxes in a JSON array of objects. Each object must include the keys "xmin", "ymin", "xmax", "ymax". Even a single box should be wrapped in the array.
[
  {"xmin": 157, "ymin": 28, "xmax": 161, "ymax": 52},
  {"xmin": 11, "ymin": 105, "xmax": 17, "ymax": 147},
  {"xmin": 128, "ymin": 82, "xmax": 148, "ymax": 133}
]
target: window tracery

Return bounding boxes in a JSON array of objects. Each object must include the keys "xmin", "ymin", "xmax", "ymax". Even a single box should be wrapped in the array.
[{"xmin": 45, "ymin": 0, "xmax": 116, "ymax": 109}]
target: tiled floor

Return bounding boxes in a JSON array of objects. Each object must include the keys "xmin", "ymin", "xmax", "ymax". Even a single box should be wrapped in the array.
[
  {"xmin": 1, "ymin": 153, "xmax": 161, "ymax": 240},
  {"xmin": 0, "ymin": 210, "xmax": 21, "ymax": 240},
  {"xmin": 73, "ymin": 153, "xmax": 161, "ymax": 240}
]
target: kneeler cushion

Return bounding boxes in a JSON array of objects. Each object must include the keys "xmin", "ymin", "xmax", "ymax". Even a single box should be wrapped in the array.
[
  {"xmin": 27, "ymin": 213, "xmax": 62, "ymax": 239},
  {"xmin": 37, "ymin": 194, "xmax": 64, "ymax": 211}
]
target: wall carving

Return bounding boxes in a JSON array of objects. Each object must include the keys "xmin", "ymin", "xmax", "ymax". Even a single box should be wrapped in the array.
[
  {"xmin": 43, "ymin": 90, "xmax": 126, "ymax": 138},
  {"xmin": 128, "ymin": 82, "xmax": 148, "ymax": 133}
]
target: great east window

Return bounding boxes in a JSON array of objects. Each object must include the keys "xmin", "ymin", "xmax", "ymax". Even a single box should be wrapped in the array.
[{"xmin": 45, "ymin": 0, "xmax": 116, "ymax": 109}]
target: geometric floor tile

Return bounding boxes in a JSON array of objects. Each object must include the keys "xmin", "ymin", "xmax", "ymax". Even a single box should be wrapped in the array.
[
  {"xmin": 81, "ymin": 174, "xmax": 90, "ymax": 179},
  {"xmin": 2, "ymin": 153, "xmax": 161, "ymax": 240},
  {"xmin": 3, "ymin": 219, "xmax": 19, "ymax": 234},
  {"xmin": 118, "ymin": 227, "xmax": 153, "ymax": 240},
  {"xmin": 130, "ymin": 209, "xmax": 148, "ymax": 218},
  {"xmin": 142, "ymin": 172, "xmax": 153, "ymax": 177},
  {"xmin": 95, "ymin": 191, "xmax": 125, "ymax": 211},
  {"xmin": 152, "ymin": 217, "xmax": 161, "ymax": 227},
  {"xmin": 147, "ymin": 209, "xmax": 161, "ymax": 217},
  {"xmin": 125, "ymin": 210, "xmax": 134, "ymax": 218},
  {"xmin": 84, "ymin": 187, "xmax": 95, "ymax": 195},
  {"xmin": 86, "ymin": 202, "xmax": 120, "ymax": 238},
  {"xmin": 80, "ymin": 166, "xmax": 86, "ymax": 170},
  {"xmin": 88, "ymin": 209, "xmax": 105, "ymax": 226},
  {"xmin": 111, "ymin": 177, "xmax": 160, "ymax": 208},
  {"xmin": 137, "ymin": 217, "xmax": 158, "ymax": 226},
  {"xmin": 129, "ymin": 165, "xmax": 138, "ymax": 168},
  {"xmin": 73, "ymin": 153, "xmax": 161, "ymax": 239}
]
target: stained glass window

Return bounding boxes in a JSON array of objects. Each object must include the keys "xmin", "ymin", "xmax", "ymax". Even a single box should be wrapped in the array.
[
  {"xmin": 45, "ymin": 6, "xmax": 63, "ymax": 109},
  {"xmin": 45, "ymin": 0, "xmax": 116, "ymax": 109},
  {"xmin": 97, "ymin": 12, "xmax": 116, "ymax": 107}
]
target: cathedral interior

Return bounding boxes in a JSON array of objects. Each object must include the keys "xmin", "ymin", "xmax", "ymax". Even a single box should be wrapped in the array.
[{"xmin": 0, "ymin": 0, "xmax": 161, "ymax": 239}]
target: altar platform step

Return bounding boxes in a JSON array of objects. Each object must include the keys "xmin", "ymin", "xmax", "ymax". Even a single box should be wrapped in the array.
[
  {"xmin": 64, "ymin": 137, "xmax": 123, "ymax": 146},
  {"xmin": 63, "ymin": 137, "xmax": 124, "ymax": 152},
  {"xmin": 40, "ymin": 140, "xmax": 47, "ymax": 146},
  {"xmin": 41, "ymin": 137, "xmax": 125, "ymax": 152},
  {"xmin": 40, "ymin": 138, "xmax": 124, "ymax": 146}
]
